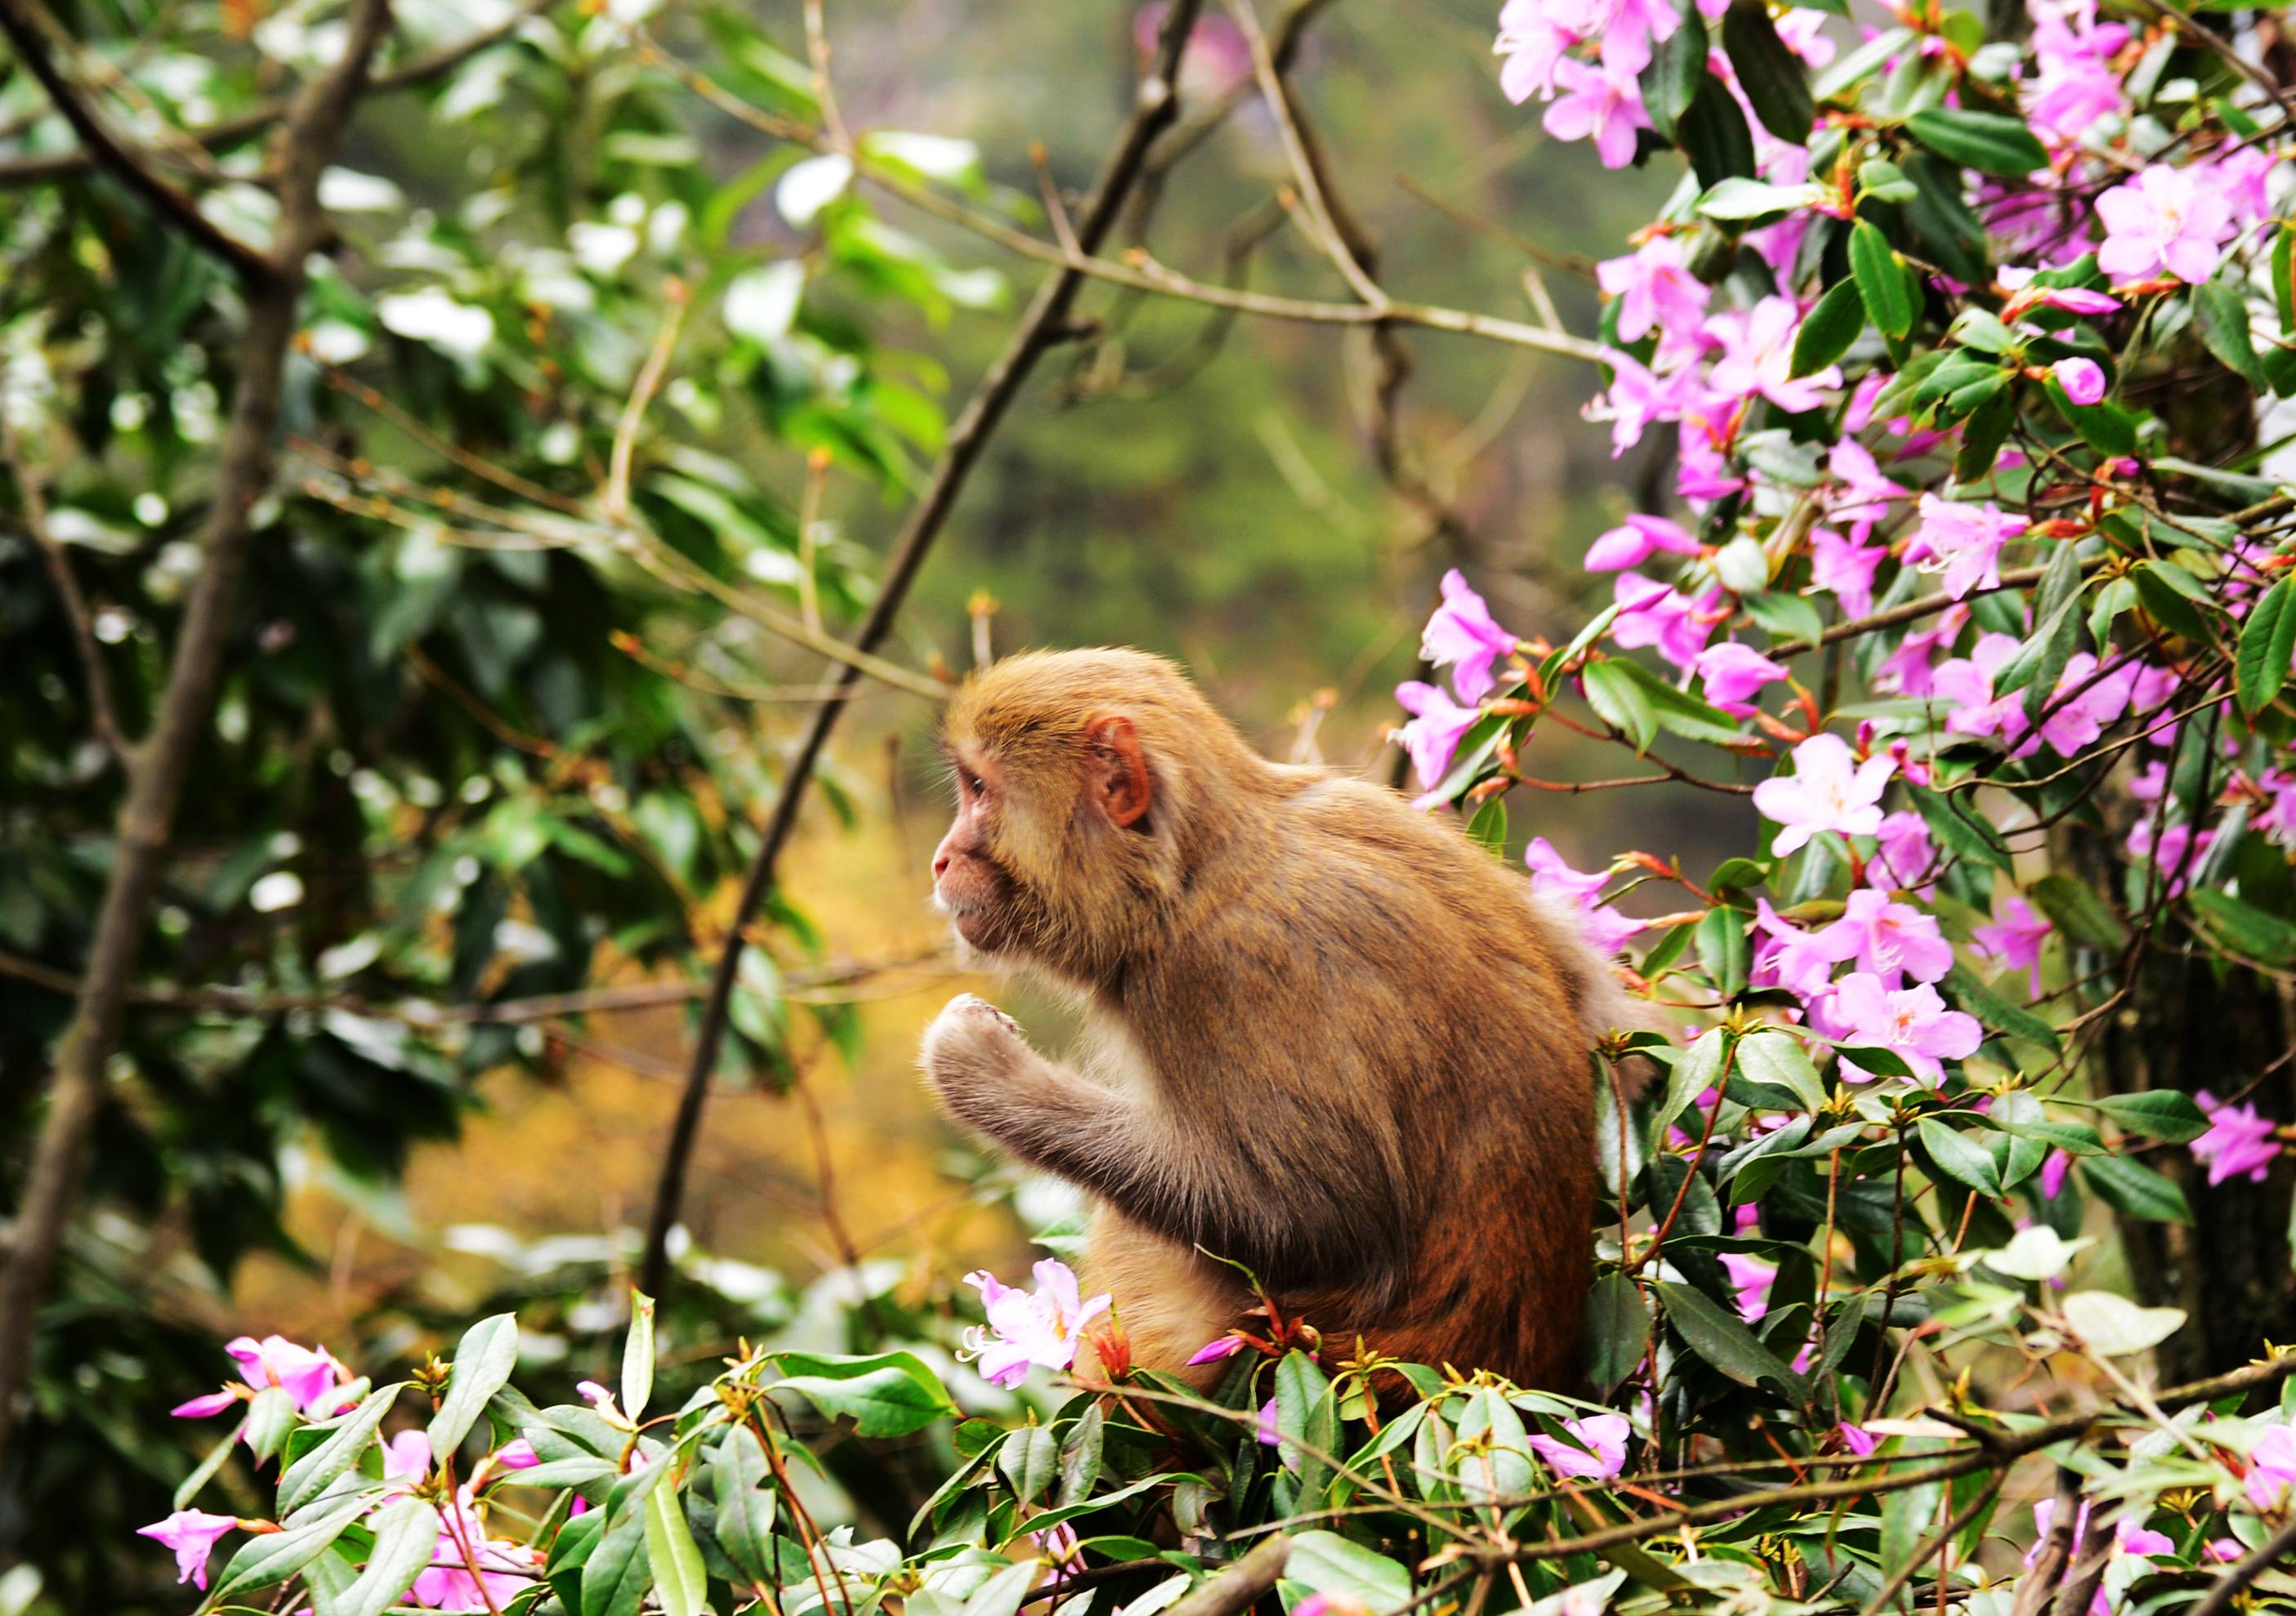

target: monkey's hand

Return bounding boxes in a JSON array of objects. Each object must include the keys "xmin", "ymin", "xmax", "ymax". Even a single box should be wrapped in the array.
[{"xmin": 921, "ymin": 993, "xmax": 1035, "ymax": 1128}]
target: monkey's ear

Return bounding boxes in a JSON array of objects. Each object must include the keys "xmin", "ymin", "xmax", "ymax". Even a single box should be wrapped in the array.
[{"xmin": 1084, "ymin": 714, "xmax": 1152, "ymax": 829}]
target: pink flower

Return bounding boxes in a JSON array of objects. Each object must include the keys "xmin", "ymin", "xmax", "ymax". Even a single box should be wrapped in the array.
[
  {"xmin": 961, "ymin": 1259, "xmax": 1112, "ymax": 1388},
  {"xmin": 2191, "ymin": 1091, "xmax": 2281, "ymax": 1186},
  {"xmin": 1257, "ymin": 1397, "xmax": 1283, "ymax": 1448},
  {"xmin": 1826, "ymin": 971, "xmax": 1982, "ymax": 1086},
  {"xmin": 1526, "ymin": 837, "xmax": 1643, "ymax": 953},
  {"xmin": 1827, "ymin": 440, "xmax": 1910, "ymax": 538},
  {"xmin": 1753, "ymin": 733, "xmax": 1896, "ymax": 856},
  {"xmin": 1495, "ymin": 0, "xmax": 1578, "ymax": 103},
  {"xmin": 2243, "ymin": 1422, "xmax": 2296, "ymax": 1511},
  {"xmin": 2096, "ymin": 164, "xmax": 2236, "ymax": 284},
  {"xmin": 1902, "ymin": 495, "xmax": 2025, "ymax": 600},
  {"xmin": 2023, "ymin": 1500, "xmax": 2176, "ymax": 1615},
  {"xmin": 1753, "ymin": 900, "xmax": 1838, "ymax": 998},
  {"xmin": 1422, "ymin": 569, "xmax": 1521, "ymax": 702},
  {"xmin": 1611, "ymin": 574, "xmax": 1722, "ymax": 670},
  {"xmin": 1838, "ymin": 1422, "xmax": 1879, "ymax": 1456},
  {"xmin": 1584, "ymin": 348, "xmax": 1692, "ymax": 456},
  {"xmin": 1719, "ymin": 1252, "xmax": 1777, "ymax": 1324},
  {"xmin": 1395, "ymin": 680, "xmax": 1482, "ymax": 792},
  {"xmin": 1543, "ymin": 57, "xmax": 1651, "ymax": 168},
  {"xmin": 174, "ymin": 1333, "xmax": 351, "ymax": 1421},
  {"xmin": 1808, "ymin": 527, "xmax": 1884, "ymax": 618},
  {"xmin": 1705, "ymin": 297, "xmax": 1840, "ymax": 413},
  {"xmin": 412, "ymin": 1493, "xmax": 544, "ymax": 1610},
  {"xmin": 1873, "ymin": 606, "xmax": 1971, "ymax": 697},
  {"xmin": 1867, "ymin": 811, "xmax": 1937, "ymax": 897},
  {"xmin": 2051, "ymin": 357, "xmax": 2107, "ymax": 406},
  {"xmin": 1597, "ymin": 236, "xmax": 1709, "ymax": 357},
  {"xmin": 1586, "ymin": 511, "xmax": 1700, "ymax": 572},
  {"xmin": 1527, "ymin": 1413, "xmax": 1630, "ymax": 1479},
  {"xmin": 137, "ymin": 1509, "xmax": 243, "ymax": 1591},
  {"xmin": 1584, "ymin": 0, "xmax": 1686, "ymax": 75},
  {"xmin": 2025, "ymin": 6, "xmax": 2128, "ymax": 144},
  {"xmin": 1185, "ymin": 1334, "xmax": 1246, "ymax": 1365},
  {"xmin": 1695, "ymin": 642, "xmax": 1789, "ymax": 714},
  {"xmin": 1972, "ymin": 893, "xmax": 2051, "ymax": 998},
  {"xmin": 1809, "ymin": 888, "xmax": 1953, "ymax": 986},
  {"xmin": 2029, "ymin": 652, "xmax": 2133, "ymax": 757},
  {"xmin": 383, "ymin": 1430, "xmax": 434, "ymax": 1484},
  {"xmin": 2039, "ymin": 1149, "xmax": 2073, "ymax": 1199},
  {"xmin": 2126, "ymin": 817, "xmax": 2213, "ymax": 894}
]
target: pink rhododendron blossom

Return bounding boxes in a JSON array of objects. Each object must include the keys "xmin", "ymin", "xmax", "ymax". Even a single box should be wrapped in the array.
[
  {"xmin": 2051, "ymin": 357, "xmax": 2107, "ymax": 405},
  {"xmin": 2025, "ymin": 1, "xmax": 2128, "ymax": 144},
  {"xmin": 1719, "ymin": 1252, "xmax": 1777, "ymax": 1324},
  {"xmin": 1753, "ymin": 734, "xmax": 1896, "ymax": 855},
  {"xmin": 174, "ymin": 1333, "xmax": 351, "ymax": 1421},
  {"xmin": 1695, "ymin": 641, "xmax": 1789, "ymax": 713},
  {"xmin": 2096, "ymin": 164, "xmax": 2236, "ymax": 283},
  {"xmin": 1972, "ymin": 892, "xmax": 2051, "ymax": 997},
  {"xmin": 1826, "ymin": 972, "xmax": 1982, "ymax": 1085},
  {"xmin": 963, "ymin": 1260, "xmax": 1111, "ymax": 1388},
  {"xmin": 412, "ymin": 1493, "xmax": 546, "ymax": 1611},
  {"xmin": 1753, "ymin": 900, "xmax": 1838, "ymax": 999},
  {"xmin": 1872, "ymin": 606, "xmax": 1969, "ymax": 696},
  {"xmin": 1586, "ymin": 511, "xmax": 1700, "ymax": 571},
  {"xmin": 1611, "ymin": 574, "xmax": 1722, "ymax": 669},
  {"xmin": 2191, "ymin": 1091, "xmax": 2281, "ymax": 1186},
  {"xmin": 138, "ymin": 1509, "xmax": 243, "ymax": 1591},
  {"xmin": 1838, "ymin": 1422, "xmax": 1879, "ymax": 1456},
  {"xmin": 1526, "ymin": 837, "xmax": 1643, "ymax": 953},
  {"xmin": 1494, "ymin": 0, "xmax": 1576, "ymax": 102},
  {"xmin": 1186, "ymin": 1334, "xmax": 1246, "ymax": 1365},
  {"xmin": 1809, "ymin": 888, "xmax": 1953, "ymax": 986},
  {"xmin": 1395, "ymin": 681, "xmax": 1482, "ymax": 792},
  {"xmin": 1867, "ymin": 811, "xmax": 1936, "ymax": 896},
  {"xmin": 1827, "ymin": 440, "xmax": 1910, "ymax": 538},
  {"xmin": 1527, "ymin": 1413, "xmax": 1630, "ymax": 1479},
  {"xmin": 1705, "ymin": 297, "xmax": 1840, "ymax": 413},
  {"xmin": 1543, "ymin": 58, "xmax": 1650, "ymax": 167},
  {"xmin": 2039, "ymin": 1149, "xmax": 2073, "ymax": 1199},
  {"xmin": 2253, "ymin": 767, "xmax": 2296, "ymax": 847},
  {"xmin": 1584, "ymin": 348, "xmax": 1692, "ymax": 456},
  {"xmin": 1808, "ymin": 526, "xmax": 1885, "ymax": 617},
  {"xmin": 1422, "ymin": 569, "xmax": 1519, "ymax": 702},
  {"xmin": 1598, "ymin": 236, "xmax": 1709, "ymax": 356},
  {"xmin": 2243, "ymin": 1422, "xmax": 2296, "ymax": 1511},
  {"xmin": 1902, "ymin": 495, "xmax": 2024, "ymax": 600},
  {"xmin": 2125, "ymin": 817, "xmax": 2213, "ymax": 894},
  {"xmin": 384, "ymin": 1429, "xmax": 434, "ymax": 1484}
]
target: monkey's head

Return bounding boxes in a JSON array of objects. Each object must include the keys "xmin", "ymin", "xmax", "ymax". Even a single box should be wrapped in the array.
[{"xmin": 930, "ymin": 649, "xmax": 1257, "ymax": 982}]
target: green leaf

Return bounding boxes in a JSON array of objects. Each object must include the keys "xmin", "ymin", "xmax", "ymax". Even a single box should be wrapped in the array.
[
  {"xmin": 208, "ymin": 1494, "xmax": 370, "ymax": 1602},
  {"xmin": 1941, "ymin": 963, "xmax": 2060, "ymax": 1052},
  {"xmin": 1582, "ymin": 659, "xmax": 1657, "ymax": 752},
  {"xmin": 1058, "ymin": 1404, "xmax": 1105, "ymax": 1507},
  {"xmin": 1791, "ymin": 277, "xmax": 1866, "ymax": 377},
  {"xmin": 1695, "ymin": 176, "xmax": 1820, "ymax": 224},
  {"xmin": 771, "ymin": 1350, "xmax": 957, "ymax": 1437},
  {"xmin": 997, "ymin": 1424, "xmax": 1058, "ymax": 1505},
  {"xmin": 1655, "ymin": 1281, "xmax": 1803, "ymax": 1392},
  {"xmin": 1610, "ymin": 658, "xmax": 1744, "ymax": 744},
  {"xmin": 279, "ymin": 1383, "xmax": 404, "ymax": 1517},
  {"xmin": 2082, "ymin": 1152, "xmax": 2192, "ymax": 1223},
  {"xmin": 1814, "ymin": 26, "xmax": 1913, "ymax": 100},
  {"xmin": 1466, "ymin": 794, "xmax": 1509, "ymax": 857},
  {"xmin": 1286, "ymin": 1530, "xmax": 1414, "ymax": 1614},
  {"xmin": 1583, "ymin": 1274, "xmax": 1652, "ymax": 1392},
  {"xmin": 243, "ymin": 1385, "xmax": 297, "ymax": 1464},
  {"xmin": 582, "ymin": 1496, "xmax": 654, "ymax": 1616},
  {"xmin": 1722, "ymin": 0, "xmax": 1815, "ymax": 141},
  {"xmin": 431, "ymin": 1313, "xmax": 518, "ymax": 1466},
  {"xmin": 1849, "ymin": 220, "xmax": 1914, "ymax": 340},
  {"xmin": 1696, "ymin": 907, "xmax": 1751, "ymax": 998},
  {"xmin": 2189, "ymin": 888, "xmax": 2296, "ymax": 966},
  {"xmin": 2195, "ymin": 276, "xmax": 2267, "ymax": 387},
  {"xmin": 1954, "ymin": 385, "xmax": 2017, "ymax": 482},
  {"xmin": 2132, "ymin": 560, "xmax": 2213, "ymax": 644},
  {"xmin": 2236, "ymin": 576, "xmax": 2296, "ymax": 716},
  {"xmin": 963, "ymin": 1560, "xmax": 1043, "ymax": 1616},
  {"xmin": 1657, "ymin": 1029, "xmax": 1731, "ymax": 1137},
  {"xmin": 1906, "ymin": 784, "xmax": 2011, "ymax": 874},
  {"xmin": 1734, "ymin": 1029, "xmax": 1829, "ymax": 1112},
  {"xmin": 333, "ymin": 1498, "xmax": 440, "ymax": 1616},
  {"xmin": 710, "ymin": 1427, "xmax": 777, "ymax": 1583},
  {"xmin": 643, "ymin": 1478, "xmax": 708, "ymax": 1616},
  {"xmin": 2093, "ymin": 1089, "xmax": 2209, "ymax": 1144},
  {"xmin": 2047, "ymin": 378, "xmax": 2139, "ymax": 456},
  {"xmin": 1640, "ymin": 0, "xmax": 1709, "ymax": 141},
  {"xmin": 1680, "ymin": 71, "xmax": 1759, "ymax": 188},
  {"xmin": 1905, "ymin": 106, "xmax": 2048, "ymax": 176},
  {"xmin": 622, "ymin": 1290, "xmax": 656, "ymax": 1424},
  {"xmin": 1918, "ymin": 1117, "xmax": 2003, "ymax": 1199}
]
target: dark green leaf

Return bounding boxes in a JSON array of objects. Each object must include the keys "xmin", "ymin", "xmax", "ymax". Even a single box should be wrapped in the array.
[
  {"xmin": 1640, "ymin": 0, "xmax": 1709, "ymax": 141},
  {"xmin": 1791, "ymin": 277, "xmax": 1866, "ymax": 377},
  {"xmin": 279, "ymin": 1383, "xmax": 404, "ymax": 1518},
  {"xmin": 1722, "ymin": 0, "xmax": 1815, "ymax": 141},
  {"xmin": 771, "ymin": 1350, "xmax": 956, "ymax": 1437},
  {"xmin": 431, "ymin": 1313, "xmax": 518, "ymax": 1465},
  {"xmin": 1918, "ymin": 1117, "xmax": 2003, "ymax": 1199},
  {"xmin": 1734, "ymin": 1029, "xmax": 1829, "ymax": 1112},
  {"xmin": 1655, "ymin": 1281, "xmax": 1803, "ymax": 1392},
  {"xmin": 2195, "ymin": 276, "xmax": 2267, "ymax": 387},
  {"xmin": 1583, "ymin": 1274, "xmax": 1651, "ymax": 1391},
  {"xmin": 2236, "ymin": 577, "xmax": 2296, "ymax": 716},
  {"xmin": 2190, "ymin": 888, "xmax": 2296, "ymax": 967},
  {"xmin": 1849, "ymin": 220, "xmax": 1914, "ymax": 339},
  {"xmin": 2083, "ymin": 1152, "xmax": 2192, "ymax": 1223},
  {"xmin": 1582, "ymin": 659, "xmax": 1658, "ymax": 752},
  {"xmin": 2131, "ymin": 560, "xmax": 2213, "ymax": 644},
  {"xmin": 1680, "ymin": 71, "xmax": 1758, "ymax": 187},
  {"xmin": 1905, "ymin": 106, "xmax": 2048, "ymax": 176},
  {"xmin": 1697, "ymin": 906, "xmax": 1751, "ymax": 998},
  {"xmin": 2030, "ymin": 873, "xmax": 2131, "ymax": 952},
  {"xmin": 2093, "ymin": 1090, "xmax": 2209, "ymax": 1144}
]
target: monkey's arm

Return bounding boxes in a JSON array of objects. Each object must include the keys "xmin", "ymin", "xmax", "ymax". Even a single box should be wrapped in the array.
[{"xmin": 922, "ymin": 995, "xmax": 1398, "ymax": 1288}]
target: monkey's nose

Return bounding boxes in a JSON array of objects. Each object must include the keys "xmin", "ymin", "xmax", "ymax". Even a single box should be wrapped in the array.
[{"xmin": 932, "ymin": 850, "xmax": 951, "ymax": 879}]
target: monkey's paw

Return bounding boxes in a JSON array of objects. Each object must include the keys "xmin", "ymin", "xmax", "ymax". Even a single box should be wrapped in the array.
[{"xmin": 920, "ymin": 993, "xmax": 1031, "ymax": 1119}]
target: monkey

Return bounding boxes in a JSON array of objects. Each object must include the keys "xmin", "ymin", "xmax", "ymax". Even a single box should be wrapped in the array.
[{"xmin": 919, "ymin": 647, "xmax": 1640, "ymax": 1392}]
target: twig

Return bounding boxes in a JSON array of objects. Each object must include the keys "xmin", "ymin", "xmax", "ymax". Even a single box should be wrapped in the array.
[
  {"xmin": 1, "ymin": 411, "xmax": 125, "ymax": 757},
  {"xmin": 0, "ymin": 0, "xmax": 400, "ymax": 1472},
  {"xmin": 604, "ymin": 279, "xmax": 689, "ymax": 522},
  {"xmin": 633, "ymin": 0, "xmax": 1214, "ymax": 1297},
  {"xmin": 0, "ymin": 0, "xmax": 274, "ymax": 281}
]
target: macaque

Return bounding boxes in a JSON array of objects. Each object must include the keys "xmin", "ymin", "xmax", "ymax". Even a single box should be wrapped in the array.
[{"xmin": 921, "ymin": 649, "xmax": 1637, "ymax": 1391}]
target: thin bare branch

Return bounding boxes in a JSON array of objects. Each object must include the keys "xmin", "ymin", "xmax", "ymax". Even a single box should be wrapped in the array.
[{"xmin": 1, "ymin": 411, "xmax": 126, "ymax": 758}]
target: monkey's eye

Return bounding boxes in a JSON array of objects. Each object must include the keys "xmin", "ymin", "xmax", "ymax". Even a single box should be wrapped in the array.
[{"xmin": 960, "ymin": 770, "xmax": 986, "ymax": 798}]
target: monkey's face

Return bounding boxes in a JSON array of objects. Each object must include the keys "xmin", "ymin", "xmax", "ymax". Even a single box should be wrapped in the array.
[{"xmin": 931, "ymin": 751, "xmax": 1034, "ymax": 957}]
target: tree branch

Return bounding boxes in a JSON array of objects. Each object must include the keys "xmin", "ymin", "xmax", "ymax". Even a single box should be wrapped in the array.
[
  {"xmin": 0, "ymin": 0, "xmax": 274, "ymax": 281},
  {"xmin": 1160, "ymin": 1534, "xmax": 1293, "ymax": 1616},
  {"xmin": 635, "ymin": 0, "xmax": 1211, "ymax": 1297},
  {"xmin": 1, "ymin": 412, "xmax": 125, "ymax": 759},
  {"xmin": 0, "ymin": 0, "xmax": 396, "ymax": 1472}
]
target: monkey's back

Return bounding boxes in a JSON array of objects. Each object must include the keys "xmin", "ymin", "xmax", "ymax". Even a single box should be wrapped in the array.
[{"xmin": 1125, "ymin": 770, "xmax": 1605, "ymax": 1391}]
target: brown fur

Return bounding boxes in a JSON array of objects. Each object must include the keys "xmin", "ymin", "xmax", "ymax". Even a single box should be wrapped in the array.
[{"xmin": 920, "ymin": 649, "xmax": 1632, "ymax": 1391}]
